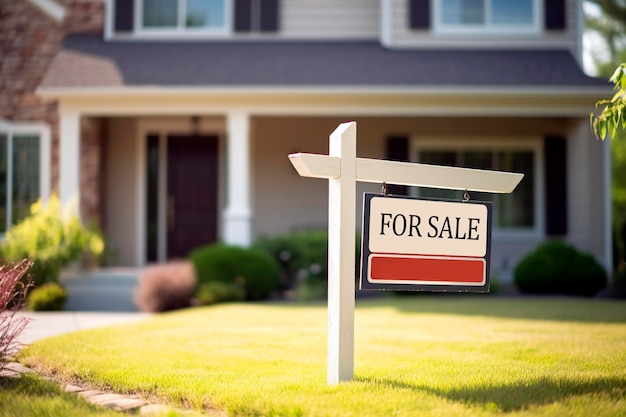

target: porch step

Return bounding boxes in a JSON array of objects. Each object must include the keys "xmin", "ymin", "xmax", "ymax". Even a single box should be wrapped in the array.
[{"xmin": 59, "ymin": 269, "xmax": 140, "ymax": 312}]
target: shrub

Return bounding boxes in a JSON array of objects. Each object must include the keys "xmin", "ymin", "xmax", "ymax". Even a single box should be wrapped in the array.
[
  {"xmin": 27, "ymin": 282, "xmax": 67, "ymax": 311},
  {"xmin": 254, "ymin": 231, "xmax": 328, "ymax": 293},
  {"xmin": 513, "ymin": 240, "xmax": 607, "ymax": 297},
  {"xmin": 189, "ymin": 244, "xmax": 280, "ymax": 301},
  {"xmin": 195, "ymin": 281, "xmax": 246, "ymax": 306},
  {"xmin": 0, "ymin": 260, "xmax": 32, "ymax": 365},
  {"xmin": 255, "ymin": 230, "xmax": 362, "ymax": 299},
  {"xmin": 134, "ymin": 261, "xmax": 197, "ymax": 312},
  {"xmin": 0, "ymin": 195, "xmax": 105, "ymax": 287}
]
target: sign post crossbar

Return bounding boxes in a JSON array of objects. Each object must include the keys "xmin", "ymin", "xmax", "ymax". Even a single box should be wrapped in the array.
[{"xmin": 288, "ymin": 121, "xmax": 523, "ymax": 385}]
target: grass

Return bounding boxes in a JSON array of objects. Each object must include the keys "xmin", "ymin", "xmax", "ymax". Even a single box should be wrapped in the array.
[
  {"xmin": 17, "ymin": 297, "xmax": 626, "ymax": 416},
  {"xmin": 0, "ymin": 373, "xmax": 122, "ymax": 417}
]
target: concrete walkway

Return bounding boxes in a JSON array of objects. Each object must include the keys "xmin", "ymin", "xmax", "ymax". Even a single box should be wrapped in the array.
[
  {"xmin": 16, "ymin": 267, "xmax": 149, "ymax": 345},
  {"xmin": 4, "ymin": 269, "xmax": 205, "ymax": 415}
]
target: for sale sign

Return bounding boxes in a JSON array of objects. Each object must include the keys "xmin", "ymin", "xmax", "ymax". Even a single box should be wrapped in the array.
[{"xmin": 359, "ymin": 193, "xmax": 492, "ymax": 292}]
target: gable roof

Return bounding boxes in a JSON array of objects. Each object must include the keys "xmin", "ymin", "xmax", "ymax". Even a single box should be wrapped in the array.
[{"xmin": 40, "ymin": 34, "xmax": 606, "ymax": 90}]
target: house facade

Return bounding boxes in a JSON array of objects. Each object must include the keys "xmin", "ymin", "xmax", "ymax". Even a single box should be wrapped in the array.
[{"xmin": 2, "ymin": 0, "xmax": 612, "ymax": 283}]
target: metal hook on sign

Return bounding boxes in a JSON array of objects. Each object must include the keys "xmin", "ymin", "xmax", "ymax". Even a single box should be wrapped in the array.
[
  {"xmin": 463, "ymin": 189, "xmax": 470, "ymax": 202},
  {"xmin": 382, "ymin": 182, "xmax": 388, "ymax": 197}
]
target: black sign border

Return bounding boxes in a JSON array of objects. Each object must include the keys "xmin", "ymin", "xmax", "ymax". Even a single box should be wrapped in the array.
[{"xmin": 359, "ymin": 193, "xmax": 492, "ymax": 293}]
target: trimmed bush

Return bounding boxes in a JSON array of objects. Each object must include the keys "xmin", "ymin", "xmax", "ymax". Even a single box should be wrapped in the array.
[
  {"xmin": 134, "ymin": 261, "xmax": 196, "ymax": 312},
  {"xmin": 195, "ymin": 281, "xmax": 246, "ymax": 306},
  {"xmin": 254, "ymin": 230, "xmax": 328, "ymax": 293},
  {"xmin": 189, "ymin": 244, "xmax": 280, "ymax": 301},
  {"xmin": 0, "ymin": 195, "xmax": 105, "ymax": 287},
  {"xmin": 27, "ymin": 282, "xmax": 67, "ymax": 311},
  {"xmin": 513, "ymin": 240, "xmax": 607, "ymax": 297},
  {"xmin": 255, "ymin": 230, "xmax": 362, "ymax": 299}
]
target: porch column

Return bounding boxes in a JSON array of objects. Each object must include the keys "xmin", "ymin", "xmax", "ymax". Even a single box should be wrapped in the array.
[
  {"xmin": 224, "ymin": 111, "xmax": 252, "ymax": 246},
  {"xmin": 59, "ymin": 108, "xmax": 81, "ymax": 214}
]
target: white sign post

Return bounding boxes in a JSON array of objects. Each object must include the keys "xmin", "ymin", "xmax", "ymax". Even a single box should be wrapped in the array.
[{"xmin": 288, "ymin": 121, "xmax": 523, "ymax": 385}]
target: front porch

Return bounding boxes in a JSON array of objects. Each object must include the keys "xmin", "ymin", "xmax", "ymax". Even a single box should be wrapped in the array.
[{"xmin": 51, "ymin": 93, "xmax": 611, "ymax": 280}]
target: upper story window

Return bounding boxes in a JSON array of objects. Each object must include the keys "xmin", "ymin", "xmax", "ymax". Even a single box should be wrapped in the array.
[
  {"xmin": 435, "ymin": 0, "xmax": 540, "ymax": 34},
  {"xmin": 140, "ymin": 0, "xmax": 228, "ymax": 32}
]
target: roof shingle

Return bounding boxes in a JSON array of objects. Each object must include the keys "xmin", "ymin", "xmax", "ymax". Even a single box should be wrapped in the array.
[{"xmin": 40, "ymin": 34, "xmax": 606, "ymax": 89}]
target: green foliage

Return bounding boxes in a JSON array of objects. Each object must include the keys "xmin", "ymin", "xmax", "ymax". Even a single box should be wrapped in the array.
[
  {"xmin": 189, "ymin": 243, "xmax": 280, "ymax": 301},
  {"xmin": 195, "ymin": 281, "xmax": 246, "ymax": 306},
  {"xmin": 0, "ymin": 195, "xmax": 105, "ymax": 287},
  {"xmin": 254, "ymin": 230, "xmax": 329, "ymax": 294},
  {"xmin": 585, "ymin": 0, "xmax": 626, "ymax": 77},
  {"xmin": 513, "ymin": 240, "xmax": 607, "ymax": 297},
  {"xmin": 591, "ymin": 64, "xmax": 626, "ymax": 140},
  {"xmin": 27, "ymin": 282, "xmax": 67, "ymax": 311},
  {"xmin": 254, "ymin": 230, "xmax": 362, "ymax": 300}
]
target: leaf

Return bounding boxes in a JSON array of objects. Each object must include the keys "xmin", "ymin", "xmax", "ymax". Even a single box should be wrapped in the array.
[{"xmin": 599, "ymin": 119, "xmax": 607, "ymax": 140}]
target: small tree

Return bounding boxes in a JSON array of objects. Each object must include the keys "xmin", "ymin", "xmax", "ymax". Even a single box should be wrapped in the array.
[
  {"xmin": 0, "ymin": 260, "xmax": 32, "ymax": 367},
  {"xmin": 591, "ymin": 63, "xmax": 626, "ymax": 140}
]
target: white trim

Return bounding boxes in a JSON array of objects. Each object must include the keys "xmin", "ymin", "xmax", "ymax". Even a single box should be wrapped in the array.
[
  {"xmin": 36, "ymin": 86, "xmax": 610, "ymax": 119},
  {"xmin": 433, "ymin": 0, "xmax": 541, "ymax": 36},
  {"xmin": 29, "ymin": 0, "xmax": 65, "ymax": 23},
  {"xmin": 37, "ymin": 85, "xmax": 611, "ymax": 97},
  {"xmin": 411, "ymin": 137, "xmax": 544, "ymax": 241},
  {"xmin": 0, "ymin": 119, "xmax": 52, "ymax": 232},
  {"xmin": 59, "ymin": 109, "xmax": 81, "ymax": 210},
  {"xmin": 380, "ymin": 0, "xmax": 393, "ymax": 47},
  {"xmin": 105, "ymin": 0, "xmax": 114, "ymax": 41},
  {"xmin": 224, "ymin": 111, "xmax": 252, "ymax": 246}
]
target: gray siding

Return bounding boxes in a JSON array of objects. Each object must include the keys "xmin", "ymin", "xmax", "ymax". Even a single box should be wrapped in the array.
[{"xmin": 260, "ymin": 0, "xmax": 379, "ymax": 39}]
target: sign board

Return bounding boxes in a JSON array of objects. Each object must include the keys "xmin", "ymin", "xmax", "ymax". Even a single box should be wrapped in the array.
[{"xmin": 360, "ymin": 193, "xmax": 492, "ymax": 292}]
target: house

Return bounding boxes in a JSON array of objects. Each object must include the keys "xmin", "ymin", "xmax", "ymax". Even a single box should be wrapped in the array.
[{"xmin": 1, "ymin": 0, "xmax": 612, "ymax": 284}]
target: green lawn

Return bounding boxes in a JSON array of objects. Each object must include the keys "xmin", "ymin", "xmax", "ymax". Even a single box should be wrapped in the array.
[
  {"xmin": 0, "ymin": 373, "xmax": 122, "ymax": 417},
  {"xmin": 18, "ymin": 297, "xmax": 626, "ymax": 417}
]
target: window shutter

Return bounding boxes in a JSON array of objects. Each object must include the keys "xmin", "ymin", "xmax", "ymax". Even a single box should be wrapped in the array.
[
  {"xmin": 409, "ymin": 0, "xmax": 430, "ymax": 29},
  {"xmin": 114, "ymin": 0, "xmax": 134, "ymax": 32},
  {"xmin": 260, "ymin": 0, "xmax": 279, "ymax": 32},
  {"xmin": 544, "ymin": 136, "xmax": 568, "ymax": 236},
  {"xmin": 545, "ymin": 0, "xmax": 566, "ymax": 30},
  {"xmin": 234, "ymin": 0, "xmax": 252, "ymax": 32},
  {"xmin": 385, "ymin": 136, "xmax": 409, "ymax": 196}
]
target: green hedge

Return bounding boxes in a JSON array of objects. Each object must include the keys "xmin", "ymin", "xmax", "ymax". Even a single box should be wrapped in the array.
[
  {"xmin": 513, "ymin": 240, "xmax": 607, "ymax": 297},
  {"xmin": 27, "ymin": 282, "xmax": 67, "ymax": 311},
  {"xmin": 254, "ymin": 230, "xmax": 362, "ymax": 300},
  {"xmin": 189, "ymin": 244, "xmax": 280, "ymax": 301}
]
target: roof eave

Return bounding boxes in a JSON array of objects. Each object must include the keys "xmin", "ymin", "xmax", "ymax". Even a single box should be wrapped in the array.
[{"xmin": 36, "ymin": 84, "xmax": 612, "ymax": 99}]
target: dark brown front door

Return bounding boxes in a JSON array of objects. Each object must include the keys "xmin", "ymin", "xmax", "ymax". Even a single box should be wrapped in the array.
[{"xmin": 167, "ymin": 135, "xmax": 218, "ymax": 259}]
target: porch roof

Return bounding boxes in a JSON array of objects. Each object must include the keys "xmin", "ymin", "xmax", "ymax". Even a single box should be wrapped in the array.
[{"xmin": 40, "ymin": 34, "xmax": 606, "ymax": 90}]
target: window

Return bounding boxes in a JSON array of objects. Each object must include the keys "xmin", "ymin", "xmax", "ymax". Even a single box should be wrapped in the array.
[
  {"xmin": 140, "ymin": 0, "xmax": 227, "ymax": 31},
  {"xmin": 413, "ymin": 141, "xmax": 541, "ymax": 235},
  {"xmin": 0, "ymin": 121, "xmax": 50, "ymax": 234},
  {"xmin": 436, "ymin": 0, "xmax": 539, "ymax": 33}
]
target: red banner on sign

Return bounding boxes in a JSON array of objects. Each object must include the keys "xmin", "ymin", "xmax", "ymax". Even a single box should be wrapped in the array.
[{"xmin": 368, "ymin": 255, "xmax": 486, "ymax": 285}]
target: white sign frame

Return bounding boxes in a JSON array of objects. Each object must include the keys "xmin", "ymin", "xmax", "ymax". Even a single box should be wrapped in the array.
[{"xmin": 288, "ymin": 121, "xmax": 523, "ymax": 385}]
